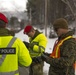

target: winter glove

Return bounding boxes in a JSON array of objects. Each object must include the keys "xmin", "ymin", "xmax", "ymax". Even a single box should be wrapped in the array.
[
  {"xmin": 41, "ymin": 53, "xmax": 49, "ymax": 61},
  {"xmin": 23, "ymin": 41, "xmax": 29, "ymax": 48},
  {"xmin": 43, "ymin": 52, "xmax": 50, "ymax": 56},
  {"xmin": 32, "ymin": 57, "xmax": 42, "ymax": 63}
]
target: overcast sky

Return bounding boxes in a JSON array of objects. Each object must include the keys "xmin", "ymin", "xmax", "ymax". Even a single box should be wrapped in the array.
[{"xmin": 0, "ymin": 0, "xmax": 27, "ymax": 11}]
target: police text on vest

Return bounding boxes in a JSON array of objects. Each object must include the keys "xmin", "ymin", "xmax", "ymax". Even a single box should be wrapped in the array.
[{"xmin": 0, "ymin": 48, "xmax": 16, "ymax": 54}]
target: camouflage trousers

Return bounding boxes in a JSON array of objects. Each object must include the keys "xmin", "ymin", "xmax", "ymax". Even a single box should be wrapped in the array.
[
  {"xmin": 19, "ymin": 66, "xmax": 29, "ymax": 75},
  {"xmin": 29, "ymin": 61, "xmax": 44, "ymax": 75}
]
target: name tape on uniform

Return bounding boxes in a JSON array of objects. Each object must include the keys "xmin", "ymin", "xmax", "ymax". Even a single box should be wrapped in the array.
[{"xmin": 0, "ymin": 48, "xmax": 16, "ymax": 54}]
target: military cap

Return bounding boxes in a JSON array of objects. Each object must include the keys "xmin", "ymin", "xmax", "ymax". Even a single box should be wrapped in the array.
[{"xmin": 53, "ymin": 18, "xmax": 68, "ymax": 29}]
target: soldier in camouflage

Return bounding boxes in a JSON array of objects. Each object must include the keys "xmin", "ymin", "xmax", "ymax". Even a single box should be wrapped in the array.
[{"xmin": 41, "ymin": 18, "xmax": 76, "ymax": 75}]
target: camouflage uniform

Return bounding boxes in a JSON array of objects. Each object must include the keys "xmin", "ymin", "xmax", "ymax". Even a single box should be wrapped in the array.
[
  {"xmin": 29, "ymin": 62, "xmax": 44, "ymax": 75},
  {"xmin": 0, "ymin": 28, "xmax": 10, "ymax": 36},
  {"xmin": 45, "ymin": 31, "xmax": 76, "ymax": 75}
]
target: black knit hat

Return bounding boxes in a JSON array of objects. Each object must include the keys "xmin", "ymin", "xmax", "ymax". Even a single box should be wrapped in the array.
[{"xmin": 53, "ymin": 18, "xmax": 68, "ymax": 29}]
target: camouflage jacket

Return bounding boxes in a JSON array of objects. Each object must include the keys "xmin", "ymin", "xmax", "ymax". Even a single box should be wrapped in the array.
[
  {"xmin": 0, "ymin": 28, "xmax": 10, "ymax": 36},
  {"xmin": 45, "ymin": 31, "xmax": 76, "ymax": 75},
  {"xmin": 0, "ymin": 28, "xmax": 14, "ymax": 36}
]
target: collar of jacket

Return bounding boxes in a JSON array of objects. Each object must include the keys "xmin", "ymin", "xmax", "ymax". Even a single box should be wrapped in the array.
[
  {"xmin": 31, "ymin": 30, "xmax": 41, "ymax": 40},
  {"xmin": 0, "ymin": 28, "xmax": 10, "ymax": 36},
  {"xmin": 58, "ymin": 31, "xmax": 74, "ymax": 41}
]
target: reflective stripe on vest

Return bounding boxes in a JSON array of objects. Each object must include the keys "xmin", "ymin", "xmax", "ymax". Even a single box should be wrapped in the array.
[
  {"xmin": 0, "ymin": 37, "xmax": 17, "ymax": 65},
  {"xmin": 0, "ymin": 37, "xmax": 18, "ymax": 75},
  {"xmin": 50, "ymin": 36, "xmax": 73, "ymax": 58},
  {"xmin": 0, "ymin": 70, "xmax": 18, "ymax": 75}
]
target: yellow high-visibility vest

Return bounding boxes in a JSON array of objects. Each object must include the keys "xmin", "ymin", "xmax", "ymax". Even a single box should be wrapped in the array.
[{"xmin": 0, "ymin": 36, "xmax": 32, "ymax": 75}]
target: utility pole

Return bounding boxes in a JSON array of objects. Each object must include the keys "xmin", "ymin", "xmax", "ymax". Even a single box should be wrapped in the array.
[{"xmin": 45, "ymin": 0, "xmax": 48, "ymax": 37}]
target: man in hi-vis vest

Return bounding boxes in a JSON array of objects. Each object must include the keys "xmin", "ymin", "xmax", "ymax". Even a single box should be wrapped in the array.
[
  {"xmin": 23, "ymin": 25, "xmax": 47, "ymax": 75},
  {"xmin": 41, "ymin": 18, "xmax": 76, "ymax": 75},
  {"xmin": 0, "ymin": 12, "xmax": 32, "ymax": 75}
]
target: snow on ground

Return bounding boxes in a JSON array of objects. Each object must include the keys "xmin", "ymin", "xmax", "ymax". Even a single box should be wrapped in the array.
[{"xmin": 15, "ymin": 30, "xmax": 29, "ymax": 42}]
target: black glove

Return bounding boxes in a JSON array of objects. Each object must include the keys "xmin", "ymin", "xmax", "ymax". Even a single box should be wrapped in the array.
[
  {"xmin": 23, "ymin": 41, "xmax": 29, "ymax": 48},
  {"xmin": 41, "ymin": 53, "xmax": 49, "ymax": 61},
  {"xmin": 32, "ymin": 57, "xmax": 41, "ymax": 63},
  {"xmin": 43, "ymin": 52, "xmax": 50, "ymax": 56}
]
